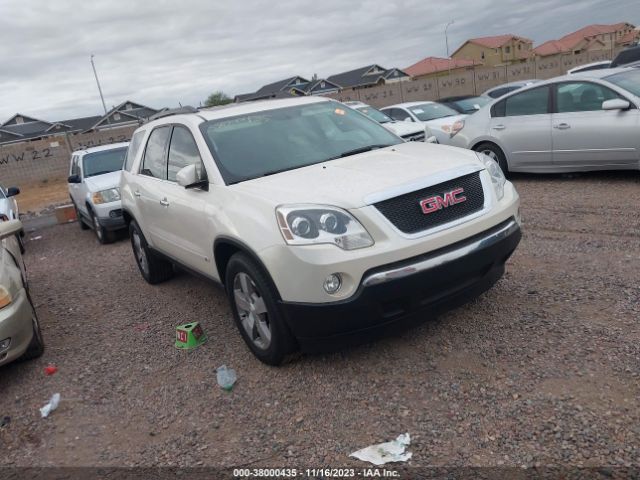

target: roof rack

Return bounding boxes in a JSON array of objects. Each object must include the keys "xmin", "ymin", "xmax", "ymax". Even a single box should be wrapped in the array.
[{"xmin": 146, "ymin": 106, "xmax": 199, "ymax": 122}]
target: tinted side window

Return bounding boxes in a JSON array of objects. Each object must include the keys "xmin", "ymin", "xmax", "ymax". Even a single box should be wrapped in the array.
[
  {"xmin": 141, "ymin": 126, "xmax": 171, "ymax": 179},
  {"xmin": 492, "ymin": 100, "xmax": 506, "ymax": 117},
  {"xmin": 70, "ymin": 155, "xmax": 79, "ymax": 175},
  {"xmin": 167, "ymin": 126, "xmax": 206, "ymax": 182},
  {"xmin": 504, "ymin": 86, "xmax": 550, "ymax": 116},
  {"xmin": 125, "ymin": 131, "xmax": 146, "ymax": 172},
  {"xmin": 556, "ymin": 82, "xmax": 621, "ymax": 113}
]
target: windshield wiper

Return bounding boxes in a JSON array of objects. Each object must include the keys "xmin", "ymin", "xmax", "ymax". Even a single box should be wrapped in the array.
[
  {"xmin": 262, "ymin": 165, "xmax": 304, "ymax": 177},
  {"xmin": 336, "ymin": 144, "xmax": 392, "ymax": 159},
  {"xmin": 86, "ymin": 170, "xmax": 115, "ymax": 177}
]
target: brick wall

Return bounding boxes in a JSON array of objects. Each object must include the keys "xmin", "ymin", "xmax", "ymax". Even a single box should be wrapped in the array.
[{"xmin": 0, "ymin": 126, "xmax": 137, "ymax": 186}]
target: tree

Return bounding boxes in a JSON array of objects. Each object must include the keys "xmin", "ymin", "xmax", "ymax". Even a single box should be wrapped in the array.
[{"xmin": 204, "ymin": 91, "xmax": 233, "ymax": 107}]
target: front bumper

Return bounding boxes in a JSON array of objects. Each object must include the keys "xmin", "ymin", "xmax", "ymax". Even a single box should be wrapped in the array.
[
  {"xmin": 0, "ymin": 288, "xmax": 35, "ymax": 366},
  {"xmin": 280, "ymin": 217, "xmax": 521, "ymax": 351},
  {"xmin": 92, "ymin": 201, "xmax": 126, "ymax": 231}
]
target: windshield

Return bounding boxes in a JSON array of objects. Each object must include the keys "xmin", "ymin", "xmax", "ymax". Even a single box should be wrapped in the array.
[
  {"xmin": 355, "ymin": 106, "xmax": 393, "ymax": 124},
  {"xmin": 200, "ymin": 101, "xmax": 402, "ymax": 184},
  {"xmin": 452, "ymin": 96, "xmax": 491, "ymax": 113},
  {"xmin": 82, "ymin": 147, "xmax": 127, "ymax": 178},
  {"xmin": 408, "ymin": 103, "xmax": 459, "ymax": 121},
  {"xmin": 605, "ymin": 69, "xmax": 640, "ymax": 98}
]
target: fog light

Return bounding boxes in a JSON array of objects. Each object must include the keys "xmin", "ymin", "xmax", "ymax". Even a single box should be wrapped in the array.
[
  {"xmin": 323, "ymin": 274, "xmax": 342, "ymax": 294},
  {"xmin": 0, "ymin": 338, "xmax": 10, "ymax": 354}
]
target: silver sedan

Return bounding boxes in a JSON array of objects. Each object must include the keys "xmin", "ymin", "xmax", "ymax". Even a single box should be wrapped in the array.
[{"xmin": 449, "ymin": 68, "xmax": 640, "ymax": 173}]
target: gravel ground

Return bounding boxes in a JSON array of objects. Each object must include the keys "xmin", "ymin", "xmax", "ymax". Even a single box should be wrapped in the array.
[{"xmin": 0, "ymin": 171, "xmax": 639, "ymax": 471}]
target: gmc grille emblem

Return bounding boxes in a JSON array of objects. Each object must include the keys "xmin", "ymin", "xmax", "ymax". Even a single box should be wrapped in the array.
[{"xmin": 420, "ymin": 188, "xmax": 467, "ymax": 214}]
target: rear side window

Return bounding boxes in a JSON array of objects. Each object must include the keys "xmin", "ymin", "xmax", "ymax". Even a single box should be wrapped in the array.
[
  {"xmin": 167, "ymin": 126, "xmax": 205, "ymax": 182},
  {"xmin": 141, "ymin": 126, "xmax": 171, "ymax": 179},
  {"xmin": 501, "ymin": 86, "xmax": 550, "ymax": 116},
  {"xmin": 125, "ymin": 131, "xmax": 146, "ymax": 172}
]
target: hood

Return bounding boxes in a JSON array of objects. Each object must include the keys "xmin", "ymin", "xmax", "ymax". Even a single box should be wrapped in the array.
[
  {"xmin": 383, "ymin": 121, "xmax": 424, "ymax": 137},
  {"xmin": 423, "ymin": 114, "xmax": 467, "ymax": 128},
  {"xmin": 84, "ymin": 170, "xmax": 122, "ymax": 192},
  {"xmin": 230, "ymin": 142, "xmax": 483, "ymax": 209}
]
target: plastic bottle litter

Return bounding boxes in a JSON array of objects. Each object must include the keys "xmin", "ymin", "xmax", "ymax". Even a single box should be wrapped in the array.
[
  {"xmin": 349, "ymin": 433, "xmax": 412, "ymax": 466},
  {"xmin": 40, "ymin": 393, "xmax": 61, "ymax": 418},
  {"xmin": 216, "ymin": 365, "xmax": 237, "ymax": 391}
]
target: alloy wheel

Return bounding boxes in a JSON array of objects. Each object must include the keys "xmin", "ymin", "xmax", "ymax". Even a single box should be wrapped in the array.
[{"xmin": 233, "ymin": 272, "xmax": 271, "ymax": 350}]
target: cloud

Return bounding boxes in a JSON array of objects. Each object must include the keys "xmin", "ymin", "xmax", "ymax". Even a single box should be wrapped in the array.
[{"xmin": 0, "ymin": 0, "xmax": 637, "ymax": 121}]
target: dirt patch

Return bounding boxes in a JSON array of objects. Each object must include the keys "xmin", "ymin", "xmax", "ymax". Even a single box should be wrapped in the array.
[{"xmin": 15, "ymin": 178, "xmax": 70, "ymax": 216}]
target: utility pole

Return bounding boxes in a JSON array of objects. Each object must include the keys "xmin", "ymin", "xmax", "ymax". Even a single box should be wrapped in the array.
[{"xmin": 90, "ymin": 54, "xmax": 111, "ymax": 125}]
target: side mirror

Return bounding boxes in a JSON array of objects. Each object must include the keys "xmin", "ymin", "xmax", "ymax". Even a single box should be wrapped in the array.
[
  {"xmin": 0, "ymin": 219, "xmax": 22, "ymax": 239},
  {"xmin": 176, "ymin": 164, "xmax": 208, "ymax": 190},
  {"xmin": 602, "ymin": 99, "xmax": 630, "ymax": 111},
  {"xmin": 6, "ymin": 187, "xmax": 19, "ymax": 197},
  {"xmin": 403, "ymin": 117, "xmax": 414, "ymax": 123},
  {"xmin": 68, "ymin": 174, "xmax": 81, "ymax": 184}
]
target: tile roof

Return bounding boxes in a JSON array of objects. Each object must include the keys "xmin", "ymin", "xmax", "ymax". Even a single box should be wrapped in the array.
[
  {"xmin": 404, "ymin": 57, "xmax": 479, "ymax": 77},
  {"xmin": 466, "ymin": 34, "xmax": 532, "ymax": 49},
  {"xmin": 534, "ymin": 23, "xmax": 635, "ymax": 56}
]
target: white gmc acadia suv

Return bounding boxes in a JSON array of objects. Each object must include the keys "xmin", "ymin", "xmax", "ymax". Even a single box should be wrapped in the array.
[{"xmin": 120, "ymin": 97, "xmax": 522, "ymax": 365}]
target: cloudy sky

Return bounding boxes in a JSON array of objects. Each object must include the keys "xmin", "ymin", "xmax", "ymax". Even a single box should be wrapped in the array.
[{"xmin": 0, "ymin": 0, "xmax": 638, "ymax": 121}]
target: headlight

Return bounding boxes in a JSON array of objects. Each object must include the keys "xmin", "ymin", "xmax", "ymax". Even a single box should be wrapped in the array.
[
  {"xmin": 476, "ymin": 152, "xmax": 506, "ymax": 200},
  {"xmin": 92, "ymin": 188, "xmax": 120, "ymax": 204},
  {"xmin": 0, "ymin": 286, "xmax": 12, "ymax": 309},
  {"xmin": 441, "ymin": 120, "xmax": 465, "ymax": 138},
  {"xmin": 276, "ymin": 205, "xmax": 374, "ymax": 250}
]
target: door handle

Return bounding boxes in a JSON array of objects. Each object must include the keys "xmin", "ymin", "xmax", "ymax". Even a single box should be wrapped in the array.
[
  {"xmin": 133, "ymin": 190, "xmax": 141, "ymax": 197},
  {"xmin": 492, "ymin": 124, "xmax": 506, "ymax": 130},
  {"xmin": 159, "ymin": 198, "xmax": 169, "ymax": 207},
  {"xmin": 554, "ymin": 123, "xmax": 571, "ymax": 130}
]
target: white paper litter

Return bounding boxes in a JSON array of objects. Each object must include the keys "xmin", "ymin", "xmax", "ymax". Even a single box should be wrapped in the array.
[
  {"xmin": 349, "ymin": 433, "xmax": 412, "ymax": 465},
  {"xmin": 40, "ymin": 393, "xmax": 61, "ymax": 418}
]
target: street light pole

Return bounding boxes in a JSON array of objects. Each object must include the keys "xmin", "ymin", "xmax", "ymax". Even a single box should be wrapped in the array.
[
  {"xmin": 90, "ymin": 54, "xmax": 111, "ymax": 125},
  {"xmin": 445, "ymin": 20, "xmax": 455, "ymax": 75},
  {"xmin": 445, "ymin": 20, "xmax": 455, "ymax": 58}
]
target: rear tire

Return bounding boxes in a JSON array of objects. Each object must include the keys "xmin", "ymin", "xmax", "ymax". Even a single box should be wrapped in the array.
[
  {"xmin": 475, "ymin": 142, "xmax": 509, "ymax": 174},
  {"xmin": 19, "ymin": 298, "xmax": 44, "ymax": 361},
  {"xmin": 225, "ymin": 253, "xmax": 296, "ymax": 365},
  {"xmin": 129, "ymin": 221, "xmax": 174, "ymax": 284}
]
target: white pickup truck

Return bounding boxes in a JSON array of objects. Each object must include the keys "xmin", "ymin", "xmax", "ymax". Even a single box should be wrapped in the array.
[{"xmin": 120, "ymin": 98, "xmax": 521, "ymax": 365}]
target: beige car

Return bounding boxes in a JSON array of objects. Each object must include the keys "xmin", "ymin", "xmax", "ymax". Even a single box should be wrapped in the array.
[{"xmin": 0, "ymin": 220, "xmax": 44, "ymax": 366}]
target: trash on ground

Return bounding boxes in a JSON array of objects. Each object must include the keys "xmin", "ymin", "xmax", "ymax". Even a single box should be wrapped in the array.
[
  {"xmin": 44, "ymin": 365, "xmax": 58, "ymax": 376},
  {"xmin": 30, "ymin": 236, "xmax": 43, "ymax": 241},
  {"xmin": 175, "ymin": 322, "xmax": 207, "ymax": 350},
  {"xmin": 349, "ymin": 433, "xmax": 412, "ymax": 466},
  {"xmin": 216, "ymin": 365, "xmax": 237, "ymax": 391},
  {"xmin": 1, "ymin": 416, "xmax": 10, "ymax": 427},
  {"xmin": 40, "ymin": 393, "xmax": 61, "ymax": 418}
]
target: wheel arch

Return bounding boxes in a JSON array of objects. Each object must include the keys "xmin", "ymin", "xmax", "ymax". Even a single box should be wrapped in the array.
[
  {"xmin": 471, "ymin": 139, "xmax": 510, "ymax": 170},
  {"xmin": 213, "ymin": 236, "xmax": 281, "ymax": 298}
]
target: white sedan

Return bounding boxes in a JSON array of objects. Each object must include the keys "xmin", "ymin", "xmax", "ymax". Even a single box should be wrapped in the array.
[
  {"xmin": 380, "ymin": 101, "xmax": 467, "ymax": 145},
  {"xmin": 343, "ymin": 101, "xmax": 430, "ymax": 142}
]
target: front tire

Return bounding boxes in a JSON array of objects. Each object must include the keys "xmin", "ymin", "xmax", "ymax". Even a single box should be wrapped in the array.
[
  {"xmin": 475, "ymin": 142, "xmax": 509, "ymax": 174},
  {"xmin": 225, "ymin": 253, "xmax": 296, "ymax": 365},
  {"xmin": 129, "ymin": 221, "xmax": 174, "ymax": 284},
  {"xmin": 91, "ymin": 210, "xmax": 114, "ymax": 244}
]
